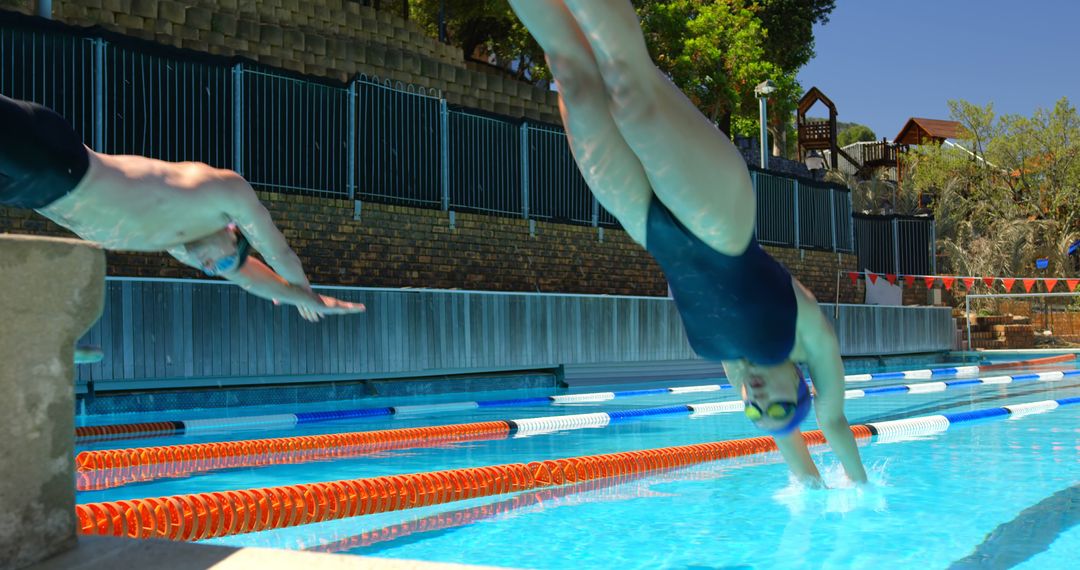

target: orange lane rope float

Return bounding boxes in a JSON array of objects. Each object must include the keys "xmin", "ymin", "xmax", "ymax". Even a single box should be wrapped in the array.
[
  {"xmin": 76, "ymin": 421, "xmax": 513, "ymax": 491},
  {"xmin": 76, "ymin": 427, "xmax": 872, "ymax": 541}
]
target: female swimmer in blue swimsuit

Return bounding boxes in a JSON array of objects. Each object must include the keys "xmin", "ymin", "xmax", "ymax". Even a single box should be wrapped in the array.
[{"xmin": 509, "ymin": 0, "xmax": 867, "ymax": 486}]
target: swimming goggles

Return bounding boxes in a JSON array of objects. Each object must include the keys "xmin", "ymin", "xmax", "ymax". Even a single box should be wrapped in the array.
[
  {"xmin": 201, "ymin": 229, "xmax": 251, "ymax": 276},
  {"xmin": 744, "ymin": 400, "xmax": 799, "ymax": 421}
]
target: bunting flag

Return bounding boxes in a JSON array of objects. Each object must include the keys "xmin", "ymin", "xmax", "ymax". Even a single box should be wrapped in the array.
[{"xmin": 845, "ymin": 273, "xmax": 1080, "ymax": 293}]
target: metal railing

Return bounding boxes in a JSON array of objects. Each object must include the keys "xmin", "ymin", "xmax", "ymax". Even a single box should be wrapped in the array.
[
  {"xmin": 447, "ymin": 108, "xmax": 522, "ymax": 216},
  {"xmin": 525, "ymin": 123, "xmax": 594, "ymax": 224},
  {"xmin": 750, "ymin": 168, "xmax": 854, "ymax": 252},
  {"xmin": 356, "ymin": 75, "xmax": 442, "ymax": 207},
  {"xmin": 853, "ymin": 214, "xmax": 936, "ymax": 275},
  {"xmin": 1, "ymin": 14, "xmax": 854, "ymax": 244},
  {"xmin": 239, "ymin": 66, "xmax": 350, "ymax": 197},
  {"xmin": 0, "ymin": 25, "xmax": 95, "ymax": 145},
  {"xmin": 102, "ymin": 43, "xmax": 233, "ymax": 167}
]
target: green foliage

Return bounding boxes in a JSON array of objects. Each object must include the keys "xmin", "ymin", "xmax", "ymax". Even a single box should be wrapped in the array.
[
  {"xmin": 755, "ymin": 0, "xmax": 835, "ymax": 71},
  {"xmin": 838, "ymin": 124, "xmax": 876, "ymax": 147},
  {"xmin": 408, "ymin": 0, "xmax": 546, "ymax": 80},
  {"xmin": 901, "ymin": 97, "xmax": 1080, "ymax": 279}
]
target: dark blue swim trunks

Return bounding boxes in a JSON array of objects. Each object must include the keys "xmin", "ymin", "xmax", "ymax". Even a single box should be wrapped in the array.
[{"xmin": 0, "ymin": 94, "xmax": 89, "ymax": 209}]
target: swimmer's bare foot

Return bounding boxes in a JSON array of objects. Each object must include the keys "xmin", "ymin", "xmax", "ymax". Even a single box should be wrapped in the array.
[{"xmin": 75, "ymin": 345, "xmax": 104, "ymax": 364}]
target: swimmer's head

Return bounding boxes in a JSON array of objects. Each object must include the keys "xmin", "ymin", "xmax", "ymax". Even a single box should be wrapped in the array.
[
  {"xmin": 184, "ymin": 224, "xmax": 250, "ymax": 276},
  {"xmin": 724, "ymin": 359, "xmax": 811, "ymax": 435}
]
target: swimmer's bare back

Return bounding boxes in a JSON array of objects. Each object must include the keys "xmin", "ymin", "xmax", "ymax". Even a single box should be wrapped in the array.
[{"xmin": 38, "ymin": 151, "xmax": 246, "ymax": 252}]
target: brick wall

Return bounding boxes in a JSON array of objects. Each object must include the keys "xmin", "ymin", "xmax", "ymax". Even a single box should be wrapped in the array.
[
  {"xmin": 1, "ymin": 194, "xmax": 861, "ymax": 301},
  {"xmin": 9, "ymin": 0, "xmax": 563, "ymax": 123}
]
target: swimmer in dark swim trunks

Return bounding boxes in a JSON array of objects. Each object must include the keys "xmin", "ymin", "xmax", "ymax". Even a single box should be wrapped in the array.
[
  {"xmin": 509, "ymin": 0, "xmax": 867, "ymax": 486},
  {"xmin": 0, "ymin": 94, "xmax": 364, "ymax": 323}
]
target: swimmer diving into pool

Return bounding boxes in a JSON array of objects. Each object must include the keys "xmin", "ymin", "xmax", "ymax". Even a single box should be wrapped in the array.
[
  {"xmin": 508, "ymin": 0, "xmax": 867, "ymax": 486},
  {"xmin": 0, "ymin": 94, "xmax": 364, "ymax": 325}
]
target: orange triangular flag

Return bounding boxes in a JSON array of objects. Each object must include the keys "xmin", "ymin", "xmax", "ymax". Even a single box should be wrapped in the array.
[
  {"xmin": 983, "ymin": 277, "xmax": 995, "ymax": 288},
  {"xmin": 848, "ymin": 272, "xmax": 860, "ymax": 285},
  {"xmin": 942, "ymin": 276, "xmax": 955, "ymax": 290},
  {"xmin": 1023, "ymin": 278, "xmax": 1036, "ymax": 292},
  {"xmin": 904, "ymin": 275, "xmax": 915, "ymax": 287},
  {"xmin": 924, "ymin": 276, "xmax": 937, "ymax": 288},
  {"xmin": 886, "ymin": 274, "xmax": 897, "ymax": 285},
  {"xmin": 962, "ymin": 277, "xmax": 976, "ymax": 289},
  {"xmin": 1067, "ymin": 279, "xmax": 1080, "ymax": 292},
  {"xmin": 1002, "ymin": 278, "xmax": 1016, "ymax": 292},
  {"xmin": 868, "ymin": 273, "xmax": 878, "ymax": 284},
  {"xmin": 1045, "ymin": 279, "xmax": 1058, "ymax": 292}
]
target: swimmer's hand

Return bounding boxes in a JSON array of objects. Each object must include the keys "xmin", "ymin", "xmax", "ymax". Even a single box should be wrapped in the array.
[
  {"xmin": 293, "ymin": 291, "xmax": 366, "ymax": 323},
  {"xmin": 75, "ymin": 345, "xmax": 104, "ymax": 364}
]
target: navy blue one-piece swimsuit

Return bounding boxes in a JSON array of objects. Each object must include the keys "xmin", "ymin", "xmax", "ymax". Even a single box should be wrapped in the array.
[{"xmin": 645, "ymin": 196, "xmax": 797, "ymax": 365}]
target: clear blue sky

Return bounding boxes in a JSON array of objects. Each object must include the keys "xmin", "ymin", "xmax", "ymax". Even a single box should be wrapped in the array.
[{"xmin": 797, "ymin": 1, "xmax": 1080, "ymax": 140}]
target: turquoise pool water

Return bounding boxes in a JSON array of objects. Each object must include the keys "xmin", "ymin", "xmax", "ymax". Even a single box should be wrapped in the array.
[{"xmin": 76, "ymin": 356, "xmax": 1080, "ymax": 569}]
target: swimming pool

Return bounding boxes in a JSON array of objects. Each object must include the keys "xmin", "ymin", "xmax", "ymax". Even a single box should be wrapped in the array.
[{"xmin": 74, "ymin": 354, "xmax": 1080, "ymax": 569}]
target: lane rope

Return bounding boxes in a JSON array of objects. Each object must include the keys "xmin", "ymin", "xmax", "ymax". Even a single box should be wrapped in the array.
[
  {"xmin": 76, "ymin": 370, "xmax": 1080, "ymax": 490},
  {"xmin": 75, "ymin": 354, "xmax": 1077, "ymax": 443},
  {"xmin": 75, "ymin": 394, "xmax": 1080, "ymax": 541}
]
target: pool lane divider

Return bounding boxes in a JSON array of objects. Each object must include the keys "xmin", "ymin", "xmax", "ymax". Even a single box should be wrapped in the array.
[
  {"xmin": 74, "ymin": 354, "xmax": 1077, "ymax": 443},
  {"xmin": 74, "ymin": 395, "xmax": 1080, "ymax": 542},
  {"xmin": 75, "ymin": 368, "xmax": 1080, "ymax": 491}
]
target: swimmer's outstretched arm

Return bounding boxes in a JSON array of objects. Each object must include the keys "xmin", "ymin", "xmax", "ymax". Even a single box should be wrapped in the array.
[
  {"xmin": 774, "ymin": 430, "xmax": 825, "ymax": 488},
  {"xmin": 803, "ymin": 317, "xmax": 869, "ymax": 484},
  {"xmin": 217, "ymin": 172, "xmax": 312, "ymax": 289},
  {"xmin": 226, "ymin": 257, "xmax": 365, "ymax": 322},
  {"xmin": 167, "ymin": 248, "xmax": 365, "ymax": 323}
]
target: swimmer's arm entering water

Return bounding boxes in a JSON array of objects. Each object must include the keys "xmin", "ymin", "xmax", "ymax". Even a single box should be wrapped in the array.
[
  {"xmin": 803, "ymin": 314, "xmax": 869, "ymax": 484},
  {"xmin": 216, "ymin": 173, "xmax": 312, "ymax": 289},
  {"xmin": 167, "ymin": 247, "xmax": 365, "ymax": 322},
  {"xmin": 774, "ymin": 430, "xmax": 825, "ymax": 488}
]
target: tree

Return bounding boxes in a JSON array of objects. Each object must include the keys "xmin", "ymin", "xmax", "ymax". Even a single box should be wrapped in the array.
[
  {"xmin": 838, "ymin": 124, "xmax": 876, "ymax": 147},
  {"xmin": 636, "ymin": 0, "xmax": 793, "ymax": 135},
  {"xmin": 902, "ymin": 98, "xmax": 1080, "ymax": 278},
  {"xmin": 408, "ymin": 0, "xmax": 546, "ymax": 80},
  {"xmin": 755, "ymin": 0, "xmax": 836, "ymax": 71}
]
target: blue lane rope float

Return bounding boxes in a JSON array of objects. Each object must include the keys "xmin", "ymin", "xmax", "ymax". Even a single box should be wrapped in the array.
[{"xmin": 75, "ymin": 354, "xmax": 1077, "ymax": 442}]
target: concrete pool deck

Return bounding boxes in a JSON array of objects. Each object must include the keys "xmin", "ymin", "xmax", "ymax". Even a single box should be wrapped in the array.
[{"xmin": 28, "ymin": 536, "xmax": 510, "ymax": 570}]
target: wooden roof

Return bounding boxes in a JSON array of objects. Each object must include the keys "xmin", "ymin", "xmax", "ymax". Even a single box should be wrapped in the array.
[
  {"xmin": 894, "ymin": 118, "xmax": 966, "ymax": 145},
  {"xmin": 797, "ymin": 87, "xmax": 836, "ymax": 116}
]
